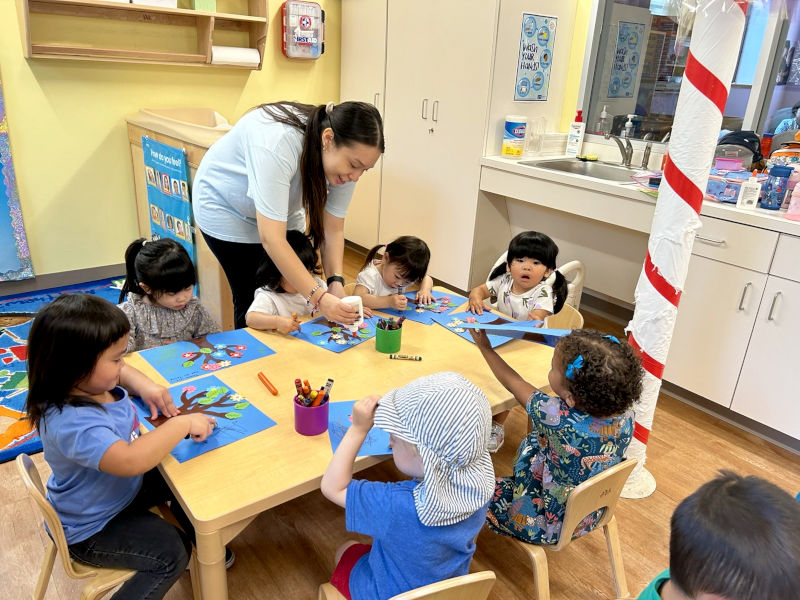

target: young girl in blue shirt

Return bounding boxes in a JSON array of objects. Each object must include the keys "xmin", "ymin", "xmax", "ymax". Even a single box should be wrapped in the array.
[{"xmin": 26, "ymin": 293, "xmax": 219, "ymax": 599}]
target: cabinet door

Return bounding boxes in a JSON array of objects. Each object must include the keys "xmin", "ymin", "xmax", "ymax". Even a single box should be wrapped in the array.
[
  {"xmin": 379, "ymin": 0, "xmax": 496, "ymax": 289},
  {"xmin": 663, "ymin": 255, "xmax": 765, "ymax": 407},
  {"xmin": 731, "ymin": 276, "xmax": 800, "ymax": 439},
  {"xmin": 341, "ymin": 0, "xmax": 387, "ymax": 249}
]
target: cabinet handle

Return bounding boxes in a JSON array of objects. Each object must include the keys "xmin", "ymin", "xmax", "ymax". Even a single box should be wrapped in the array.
[
  {"xmin": 767, "ymin": 291, "xmax": 782, "ymax": 321},
  {"xmin": 737, "ymin": 282, "xmax": 752, "ymax": 311},
  {"xmin": 696, "ymin": 235, "xmax": 726, "ymax": 246},
  {"xmin": 373, "ymin": 92, "xmax": 380, "ymax": 108},
  {"xmin": 432, "ymin": 100, "xmax": 439, "ymax": 122},
  {"xmin": 421, "ymin": 99, "xmax": 428, "ymax": 120}
]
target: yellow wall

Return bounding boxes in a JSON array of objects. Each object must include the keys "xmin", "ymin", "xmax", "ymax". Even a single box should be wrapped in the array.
[
  {"xmin": 560, "ymin": 0, "xmax": 592, "ymax": 130},
  {"xmin": 0, "ymin": 0, "xmax": 342, "ymax": 277}
]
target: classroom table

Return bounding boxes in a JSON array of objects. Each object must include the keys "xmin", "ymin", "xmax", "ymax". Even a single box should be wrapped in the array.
[{"xmin": 123, "ymin": 297, "xmax": 555, "ymax": 600}]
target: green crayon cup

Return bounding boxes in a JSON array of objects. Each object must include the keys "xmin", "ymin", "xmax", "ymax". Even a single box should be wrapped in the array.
[{"xmin": 376, "ymin": 322, "xmax": 402, "ymax": 354}]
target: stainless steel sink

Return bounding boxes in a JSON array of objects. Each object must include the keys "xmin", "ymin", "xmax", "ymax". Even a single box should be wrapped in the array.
[{"xmin": 518, "ymin": 158, "xmax": 638, "ymax": 183}]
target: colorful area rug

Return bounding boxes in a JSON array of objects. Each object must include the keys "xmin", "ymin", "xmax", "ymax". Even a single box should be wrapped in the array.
[{"xmin": 0, "ymin": 276, "xmax": 123, "ymax": 462}]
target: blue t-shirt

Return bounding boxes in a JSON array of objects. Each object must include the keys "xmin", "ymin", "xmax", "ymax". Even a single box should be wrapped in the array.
[
  {"xmin": 39, "ymin": 387, "xmax": 143, "ymax": 544},
  {"xmin": 346, "ymin": 479, "xmax": 487, "ymax": 600}
]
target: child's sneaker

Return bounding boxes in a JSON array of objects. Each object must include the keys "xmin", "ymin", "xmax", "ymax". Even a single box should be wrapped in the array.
[{"xmin": 487, "ymin": 422, "xmax": 504, "ymax": 453}]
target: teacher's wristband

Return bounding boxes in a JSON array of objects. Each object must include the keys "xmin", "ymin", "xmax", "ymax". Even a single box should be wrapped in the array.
[{"xmin": 326, "ymin": 274, "xmax": 345, "ymax": 287}]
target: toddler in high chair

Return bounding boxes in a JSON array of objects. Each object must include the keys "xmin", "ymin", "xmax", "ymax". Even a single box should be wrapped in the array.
[
  {"xmin": 26, "ymin": 294, "xmax": 230, "ymax": 600},
  {"xmin": 469, "ymin": 231, "xmax": 569, "ymax": 452},
  {"xmin": 354, "ymin": 236, "xmax": 434, "ymax": 310},
  {"xmin": 320, "ymin": 372, "xmax": 495, "ymax": 600},
  {"xmin": 470, "ymin": 328, "xmax": 642, "ymax": 546},
  {"xmin": 118, "ymin": 237, "xmax": 220, "ymax": 353},
  {"xmin": 246, "ymin": 230, "xmax": 324, "ymax": 333}
]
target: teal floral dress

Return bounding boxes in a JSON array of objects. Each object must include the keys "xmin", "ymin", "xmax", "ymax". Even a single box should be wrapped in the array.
[{"xmin": 486, "ymin": 391, "xmax": 633, "ymax": 544}]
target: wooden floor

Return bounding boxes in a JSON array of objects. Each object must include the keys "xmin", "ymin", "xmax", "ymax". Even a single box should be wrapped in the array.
[{"xmin": 2, "ymin": 247, "xmax": 799, "ymax": 599}]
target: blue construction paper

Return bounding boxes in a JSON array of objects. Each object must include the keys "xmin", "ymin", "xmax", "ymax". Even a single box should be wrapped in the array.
[
  {"xmin": 139, "ymin": 329, "xmax": 274, "ymax": 384},
  {"xmin": 459, "ymin": 323, "xmax": 569, "ymax": 347},
  {"xmin": 377, "ymin": 290, "xmax": 468, "ymax": 325},
  {"xmin": 328, "ymin": 400, "xmax": 391, "ymax": 457},
  {"xmin": 289, "ymin": 316, "xmax": 379, "ymax": 353},
  {"xmin": 132, "ymin": 375, "xmax": 276, "ymax": 463},
  {"xmin": 431, "ymin": 310, "xmax": 517, "ymax": 349}
]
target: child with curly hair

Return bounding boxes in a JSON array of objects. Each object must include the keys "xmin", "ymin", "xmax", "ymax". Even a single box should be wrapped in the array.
[{"xmin": 470, "ymin": 328, "xmax": 643, "ymax": 544}]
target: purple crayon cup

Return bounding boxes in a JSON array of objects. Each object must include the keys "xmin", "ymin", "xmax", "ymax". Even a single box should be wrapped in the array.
[{"xmin": 294, "ymin": 394, "xmax": 329, "ymax": 436}]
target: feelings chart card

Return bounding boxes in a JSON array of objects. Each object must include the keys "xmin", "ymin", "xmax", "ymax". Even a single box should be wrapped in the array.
[
  {"xmin": 139, "ymin": 329, "xmax": 275, "ymax": 384},
  {"xmin": 132, "ymin": 375, "xmax": 277, "ymax": 463},
  {"xmin": 328, "ymin": 400, "xmax": 391, "ymax": 457},
  {"xmin": 377, "ymin": 290, "xmax": 468, "ymax": 325},
  {"xmin": 431, "ymin": 310, "xmax": 520, "ymax": 349},
  {"xmin": 289, "ymin": 316, "xmax": 378, "ymax": 353}
]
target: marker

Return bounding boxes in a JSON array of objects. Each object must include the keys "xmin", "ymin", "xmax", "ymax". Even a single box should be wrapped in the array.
[
  {"xmin": 389, "ymin": 354, "xmax": 422, "ymax": 361},
  {"xmin": 258, "ymin": 372, "xmax": 279, "ymax": 395}
]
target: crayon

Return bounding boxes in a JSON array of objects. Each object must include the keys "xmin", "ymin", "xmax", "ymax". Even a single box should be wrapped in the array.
[
  {"xmin": 389, "ymin": 354, "xmax": 422, "ymax": 361},
  {"xmin": 322, "ymin": 378, "xmax": 334, "ymax": 398},
  {"xmin": 396, "ymin": 315, "xmax": 406, "ymax": 327},
  {"xmin": 294, "ymin": 378, "xmax": 304, "ymax": 396},
  {"xmin": 292, "ymin": 312, "xmax": 301, "ymax": 332},
  {"xmin": 258, "ymin": 372, "xmax": 279, "ymax": 395},
  {"xmin": 314, "ymin": 390, "xmax": 326, "ymax": 406}
]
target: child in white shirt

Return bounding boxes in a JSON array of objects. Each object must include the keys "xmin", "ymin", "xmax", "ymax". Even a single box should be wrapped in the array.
[{"xmin": 355, "ymin": 236, "xmax": 434, "ymax": 310}]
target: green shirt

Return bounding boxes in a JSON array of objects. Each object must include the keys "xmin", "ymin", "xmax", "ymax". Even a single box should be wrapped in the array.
[{"xmin": 637, "ymin": 569, "xmax": 670, "ymax": 599}]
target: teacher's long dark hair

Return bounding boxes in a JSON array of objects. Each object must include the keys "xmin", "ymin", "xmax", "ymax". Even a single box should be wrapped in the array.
[{"xmin": 258, "ymin": 101, "xmax": 385, "ymax": 248}]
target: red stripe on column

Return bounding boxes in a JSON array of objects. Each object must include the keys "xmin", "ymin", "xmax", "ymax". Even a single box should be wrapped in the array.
[
  {"xmin": 634, "ymin": 422, "xmax": 650, "ymax": 445},
  {"xmin": 645, "ymin": 251, "xmax": 682, "ymax": 307},
  {"xmin": 685, "ymin": 50, "xmax": 729, "ymax": 114},
  {"xmin": 627, "ymin": 332, "xmax": 665, "ymax": 379},
  {"xmin": 663, "ymin": 156, "xmax": 704, "ymax": 214},
  {"xmin": 735, "ymin": 0, "xmax": 748, "ymax": 16}
]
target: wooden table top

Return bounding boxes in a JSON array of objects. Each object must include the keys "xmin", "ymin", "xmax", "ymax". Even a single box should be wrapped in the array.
[{"xmin": 123, "ymin": 302, "xmax": 553, "ymax": 532}]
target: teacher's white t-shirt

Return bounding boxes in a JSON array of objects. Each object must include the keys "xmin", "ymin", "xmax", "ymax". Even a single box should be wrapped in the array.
[{"xmin": 192, "ymin": 108, "xmax": 355, "ymax": 243}]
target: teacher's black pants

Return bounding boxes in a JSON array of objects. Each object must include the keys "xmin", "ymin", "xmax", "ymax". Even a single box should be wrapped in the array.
[{"xmin": 200, "ymin": 231, "xmax": 266, "ymax": 329}]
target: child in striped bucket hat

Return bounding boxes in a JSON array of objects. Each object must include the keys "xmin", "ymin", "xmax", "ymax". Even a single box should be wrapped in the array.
[{"xmin": 321, "ymin": 371, "xmax": 495, "ymax": 600}]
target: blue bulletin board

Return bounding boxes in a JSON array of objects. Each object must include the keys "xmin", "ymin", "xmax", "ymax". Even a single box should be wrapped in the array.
[
  {"xmin": 515, "ymin": 13, "xmax": 557, "ymax": 101},
  {"xmin": 142, "ymin": 137, "xmax": 195, "ymax": 263},
  {"xmin": 608, "ymin": 21, "xmax": 645, "ymax": 98}
]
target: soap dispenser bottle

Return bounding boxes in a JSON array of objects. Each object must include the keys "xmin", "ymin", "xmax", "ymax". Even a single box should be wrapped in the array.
[
  {"xmin": 736, "ymin": 170, "xmax": 761, "ymax": 210},
  {"xmin": 623, "ymin": 114, "xmax": 636, "ymax": 138},
  {"xmin": 566, "ymin": 110, "xmax": 586, "ymax": 156},
  {"xmin": 596, "ymin": 105, "xmax": 610, "ymax": 135}
]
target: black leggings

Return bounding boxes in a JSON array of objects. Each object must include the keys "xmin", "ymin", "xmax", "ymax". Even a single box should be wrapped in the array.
[{"xmin": 200, "ymin": 231, "xmax": 266, "ymax": 329}]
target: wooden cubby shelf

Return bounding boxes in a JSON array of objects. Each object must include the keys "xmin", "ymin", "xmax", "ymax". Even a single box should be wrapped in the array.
[{"xmin": 17, "ymin": 0, "xmax": 268, "ymax": 69}]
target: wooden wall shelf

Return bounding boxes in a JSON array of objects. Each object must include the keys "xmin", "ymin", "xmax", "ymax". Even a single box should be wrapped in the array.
[{"xmin": 16, "ymin": 0, "xmax": 268, "ymax": 69}]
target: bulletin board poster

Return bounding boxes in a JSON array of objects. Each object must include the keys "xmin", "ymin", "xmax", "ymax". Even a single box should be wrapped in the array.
[
  {"xmin": 608, "ymin": 21, "xmax": 645, "ymax": 99},
  {"xmin": 141, "ymin": 137, "xmax": 195, "ymax": 263},
  {"xmin": 514, "ymin": 14, "xmax": 557, "ymax": 102}
]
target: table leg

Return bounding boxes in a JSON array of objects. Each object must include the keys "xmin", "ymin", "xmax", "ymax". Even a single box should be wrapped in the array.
[{"xmin": 195, "ymin": 530, "xmax": 228, "ymax": 600}]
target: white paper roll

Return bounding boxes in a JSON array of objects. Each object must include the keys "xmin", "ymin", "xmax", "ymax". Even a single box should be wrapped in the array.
[{"xmin": 210, "ymin": 46, "xmax": 261, "ymax": 68}]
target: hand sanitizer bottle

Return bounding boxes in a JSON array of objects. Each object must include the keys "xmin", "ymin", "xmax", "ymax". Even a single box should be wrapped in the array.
[
  {"xmin": 623, "ymin": 114, "xmax": 636, "ymax": 138},
  {"xmin": 566, "ymin": 110, "xmax": 586, "ymax": 156},
  {"xmin": 736, "ymin": 171, "xmax": 761, "ymax": 210},
  {"xmin": 595, "ymin": 105, "xmax": 610, "ymax": 135}
]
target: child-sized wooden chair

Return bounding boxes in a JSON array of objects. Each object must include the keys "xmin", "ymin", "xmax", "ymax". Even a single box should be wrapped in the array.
[
  {"xmin": 557, "ymin": 260, "xmax": 585, "ymax": 310},
  {"xmin": 544, "ymin": 304, "xmax": 584, "ymax": 330},
  {"xmin": 318, "ymin": 570, "xmax": 496, "ymax": 600},
  {"xmin": 512, "ymin": 458, "xmax": 637, "ymax": 600}
]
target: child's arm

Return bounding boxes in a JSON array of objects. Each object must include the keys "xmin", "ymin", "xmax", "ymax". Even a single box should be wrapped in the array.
[
  {"xmin": 246, "ymin": 311, "xmax": 301, "ymax": 334},
  {"xmin": 469, "ymin": 329, "xmax": 537, "ymax": 407},
  {"xmin": 99, "ymin": 412, "xmax": 215, "ymax": 477},
  {"xmin": 354, "ymin": 284, "xmax": 407, "ymax": 311},
  {"xmin": 120, "ymin": 363, "xmax": 179, "ymax": 419},
  {"xmin": 528, "ymin": 308, "xmax": 549, "ymax": 326},
  {"xmin": 414, "ymin": 275, "xmax": 435, "ymax": 305},
  {"xmin": 468, "ymin": 283, "xmax": 491, "ymax": 315},
  {"xmin": 321, "ymin": 394, "xmax": 380, "ymax": 507}
]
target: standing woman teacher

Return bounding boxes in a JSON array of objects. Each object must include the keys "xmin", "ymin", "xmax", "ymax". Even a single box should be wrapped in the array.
[{"xmin": 192, "ymin": 101, "xmax": 385, "ymax": 328}]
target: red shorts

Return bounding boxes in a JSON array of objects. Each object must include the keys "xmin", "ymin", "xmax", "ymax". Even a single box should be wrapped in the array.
[{"xmin": 330, "ymin": 543, "xmax": 371, "ymax": 599}]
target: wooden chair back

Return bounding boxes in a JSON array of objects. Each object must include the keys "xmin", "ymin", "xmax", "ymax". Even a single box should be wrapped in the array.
[
  {"xmin": 544, "ymin": 304, "xmax": 584, "ymax": 330},
  {"xmin": 319, "ymin": 570, "xmax": 496, "ymax": 600},
  {"xmin": 558, "ymin": 260, "xmax": 585, "ymax": 310}
]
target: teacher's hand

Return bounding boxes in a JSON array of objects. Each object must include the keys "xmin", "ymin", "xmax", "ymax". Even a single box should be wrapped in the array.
[
  {"xmin": 327, "ymin": 280, "xmax": 345, "ymax": 298},
  {"xmin": 320, "ymin": 293, "xmax": 358, "ymax": 324}
]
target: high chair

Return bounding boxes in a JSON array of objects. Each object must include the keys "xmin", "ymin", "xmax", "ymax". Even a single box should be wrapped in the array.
[
  {"xmin": 557, "ymin": 260, "xmax": 585, "ymax": 310},
  {"xmin": 544, "ymin": 304, "xmax": 584, "ymax": 330},
  {"xmin": 511, "ymin": 458, "xmax": 637, "ymax": 600},
  {"xmin": 318, "ymin": 570, "xmax": 496, "ymax": 600},
  {"xmin": 16, "ymin": 453, "xmax": 199, "ymax": 600}
]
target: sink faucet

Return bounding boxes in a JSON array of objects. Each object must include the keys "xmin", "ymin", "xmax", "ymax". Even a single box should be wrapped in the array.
[{"xmin": 605, "ymin": 133, "xmax": 633, "ymax": 167}]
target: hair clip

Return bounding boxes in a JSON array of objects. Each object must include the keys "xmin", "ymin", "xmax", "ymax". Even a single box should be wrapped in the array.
[
  {"xmin": 325, "ymin": 101, "xmax": 335, "ymax": 115},
  {"xmin": 565, "ymin": 355, "xmax": 584, "ymax": 380},
  {"xmin": 603, "ymin": 334, "xmax": 620, "ymax": 344}
]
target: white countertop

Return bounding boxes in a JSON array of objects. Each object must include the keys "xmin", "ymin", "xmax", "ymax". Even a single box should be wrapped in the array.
[{"xmin": 481, "ymin": 155, "xmax": 800, "ymax": 237}]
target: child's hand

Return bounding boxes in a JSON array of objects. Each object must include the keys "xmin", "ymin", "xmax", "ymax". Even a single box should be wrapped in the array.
[
  {"xmin": 277, "ymin": 315, "xmax": 301, "ymax": 334},
  {"xmin": 468, "ymin": 328, "xmax": 492, "ymax": 351},
  {"xmin": 468, "ymin": 294, "xmax": 485, "ymax": 315},
  {"xmin": 351, "ymin": 394, "xmax": 380, "ymax": 432},
  {"xmin": 390, "ymin": 294, "xmax": 408, "ymax": 310},
  {"xmin": 363, "ymin": 306, "xmax": 374, "ymax": 318},
  {"xmin": 139, "ymin": 381, "xmax": 180, "ymax": 419},
  {"xmin": 415, "ymin": 290, "xmax": 433, "ymax": 305},
  {"xmin": 186, "ymin": 414, "xmax": 216, "ymax": 442}
]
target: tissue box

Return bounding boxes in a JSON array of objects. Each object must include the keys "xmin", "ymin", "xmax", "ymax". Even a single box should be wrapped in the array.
[{"xmin": 705, "ymin": 169, "xmax": 766, "ymax": 204}]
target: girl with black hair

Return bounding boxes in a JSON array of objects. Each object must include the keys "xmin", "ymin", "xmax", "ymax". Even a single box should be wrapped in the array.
[
  {"xmin": 246, "ymin": 230, "xmax": 323, "ymax": 334},
  {"xmin": 118, "ymin": 238, "xmax": 219, "ymax": 352},
  {"xmin": 192, "ymin": 100, "xmax": 385, "ymax": 329}
]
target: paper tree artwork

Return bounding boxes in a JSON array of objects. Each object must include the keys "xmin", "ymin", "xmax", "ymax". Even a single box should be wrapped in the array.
[
  {"xmin": 132, "ymin": 375, "xmax": 276, "ymax": 463},
  {"xmin": 139, "ymin": 329, "xmax": 274, "ymax": 384},
  {"xmin": 378, "ymin": 290, "xmax": 468, "ymax": 325},
  {"xmin": 290, "ymin": 316, "xmax": 379, "ymax": 353},
  {"xmin": 328, "ymin": 400, "xmax": 391, "ymax": 457},
  {"xmin": 431, "ymin": 310, "xmax": 520, "ymax": 349}
]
